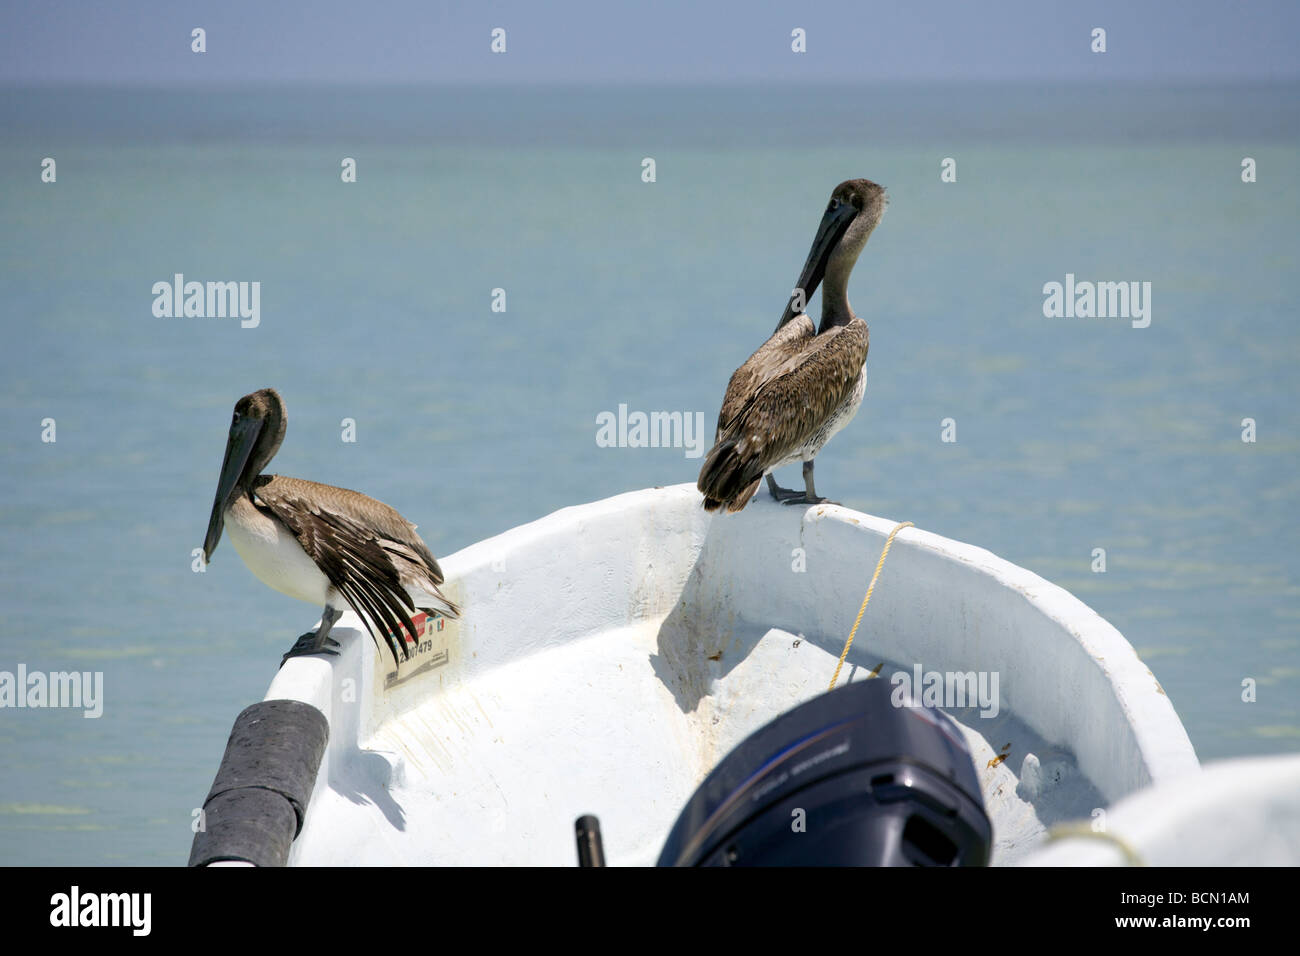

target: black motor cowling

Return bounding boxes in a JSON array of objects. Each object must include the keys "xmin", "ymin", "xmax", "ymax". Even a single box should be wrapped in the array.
[{"xmin": 657, "ymin": 678, "xmax": 992, "ymax": 866}]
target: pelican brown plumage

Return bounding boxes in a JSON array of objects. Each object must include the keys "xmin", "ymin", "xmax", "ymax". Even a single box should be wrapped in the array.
[
  {"xmin": 698, "ymin": 179, "xmax": 887, "ymax": 513},
  {"xmin": 202, "ymin": 388, "xmax": 460, "ymax": 666}
]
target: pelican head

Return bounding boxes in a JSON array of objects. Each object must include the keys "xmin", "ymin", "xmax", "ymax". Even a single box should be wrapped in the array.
[
  {"xmin": 779, "ymin": 178, "xmax": 888, "ymax": 330},
  {"xmin": 203, "ymin": 388, "xmax": 287, "ymax": 562}
]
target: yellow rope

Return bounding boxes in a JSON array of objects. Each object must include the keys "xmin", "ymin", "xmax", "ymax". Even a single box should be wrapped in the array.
[
  {"xmin": 829, "ymin": 520, "xmax": 913, "ymax": 691},
  {"xmin": 1040, "ymin": 823, "xmax": 1146, "ymax": 866},
  {"xmin": 823, "ymin": 520, "xmax": 1146, "ymax": 867}
]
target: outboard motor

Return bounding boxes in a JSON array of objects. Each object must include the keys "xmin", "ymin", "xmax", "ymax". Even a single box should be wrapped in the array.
[{"xmin": 657, "ymin": 678, "xmax": 992, "ymax": 866}]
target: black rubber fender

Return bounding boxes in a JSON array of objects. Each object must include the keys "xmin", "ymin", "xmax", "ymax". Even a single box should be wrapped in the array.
[{"xmin": 188, "ymin": 698, "xmax": 329, "ymax": 867}]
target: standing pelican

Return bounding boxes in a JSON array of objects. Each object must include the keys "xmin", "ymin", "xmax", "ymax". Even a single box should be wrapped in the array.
[
  {"xmin": 202, "ymin": 388, "xmax": 460, "ymax": 666},
  {"xmin": 698, "ymin": 179, "xmax": 887, "ymax": 512}
]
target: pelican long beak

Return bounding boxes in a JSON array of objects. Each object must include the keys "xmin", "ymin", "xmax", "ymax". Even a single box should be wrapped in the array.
[
  {"xmin": 203, "ymin": 417, "xmax": 263, "ymax": 562},
  {"xmin": 776, "ymin": 200, "xmax": 859, "ymax": 330}
]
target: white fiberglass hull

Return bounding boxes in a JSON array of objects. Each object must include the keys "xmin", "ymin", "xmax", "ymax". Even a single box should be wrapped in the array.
[{"xmin": 255, "ymin": 484, "xmax": 1199, "ymax": 866}]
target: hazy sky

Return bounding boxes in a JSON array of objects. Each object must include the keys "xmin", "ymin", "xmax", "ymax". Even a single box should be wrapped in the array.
[{"xmin": 3, "ymin": 0, "xmax": 1297, "ymax": 86}]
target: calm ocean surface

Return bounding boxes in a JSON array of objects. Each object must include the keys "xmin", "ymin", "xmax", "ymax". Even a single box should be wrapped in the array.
[{"xmin": 1, "ymin": 85, "xmax": 1297, "ymax": 864}]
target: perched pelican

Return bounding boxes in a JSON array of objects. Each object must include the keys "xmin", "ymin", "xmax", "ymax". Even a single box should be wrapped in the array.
[
  {"xmin": 202, "ymin": 388, "xmax": 459, "ymax": 666},
  {"xmin": 698, "ymin": 178, "xmax": 887, "ymax": 512}
]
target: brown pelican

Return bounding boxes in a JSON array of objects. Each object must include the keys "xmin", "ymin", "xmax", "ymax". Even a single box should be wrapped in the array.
[
  {"xmin": 698, "ymin": 178, "xmax": 887, "ymax": 512},
  {"xmin": 202, "ymin": 388, "xmax": 460, "ymax": 666}
]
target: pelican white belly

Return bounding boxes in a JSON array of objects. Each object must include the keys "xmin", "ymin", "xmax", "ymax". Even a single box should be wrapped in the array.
[
  {"xmin": 225, "ymin": 495, "xmax": 332, "ymax": 607},
  {"xmin": 810, "ymin": 363, "xmax": 868, "ymax": 457}
]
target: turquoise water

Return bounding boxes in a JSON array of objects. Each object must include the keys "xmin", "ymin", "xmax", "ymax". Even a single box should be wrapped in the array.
[{"xmin": 1, "ymin": 85, "xmax": 1297, "ymax": 864}]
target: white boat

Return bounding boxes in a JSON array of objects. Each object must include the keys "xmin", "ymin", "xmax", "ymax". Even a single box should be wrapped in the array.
[
  {"xmin": 191, "ymin": 484, "xmax": 1203, "ymax": 866},
  {"xmin": 1020, "ymin": 753, "xmax": 1300, "ymax": 866}
]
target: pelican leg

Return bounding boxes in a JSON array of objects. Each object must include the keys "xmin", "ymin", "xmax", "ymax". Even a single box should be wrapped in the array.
[
  {"xmin": 766, "ymin": 473, "xmax": 804, "ymax": 502},
  {"xmin": 280, "ymin": 605, "xmax": 343, "ymax": 667},
  {"xmin": 780, "ymin": 460, "xmax": 835, "ymax": 506}
]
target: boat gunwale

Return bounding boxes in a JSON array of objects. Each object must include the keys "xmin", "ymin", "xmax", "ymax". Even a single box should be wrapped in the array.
[{"xmin": 263, "ymin": 483, "xmax": 1200, "ymax": 865}]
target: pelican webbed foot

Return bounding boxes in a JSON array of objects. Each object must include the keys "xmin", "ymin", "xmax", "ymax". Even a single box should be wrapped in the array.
[
  {"xmin": 280, "ymin": 634, "xmax": 340, "ymax": 667},
  {"xmin": 766, "ymin": 473, "xmax": 804, "ymax": 502},
  {"xmin": 781, "ymin": 494, "xmax": 837, "ymax": 507},
  {"xmin": 279, "ymin": 606, "xmax": 344, "ymax": 667},
  {"xmin": 769, "ymin": 461, "xmax": 838, "ymax": 506}
]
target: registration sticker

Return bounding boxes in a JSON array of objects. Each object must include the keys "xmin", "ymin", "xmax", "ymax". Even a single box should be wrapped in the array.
[{"xmin": 381, "ymin": 610, "xmax": 453, "ymax": 690}]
